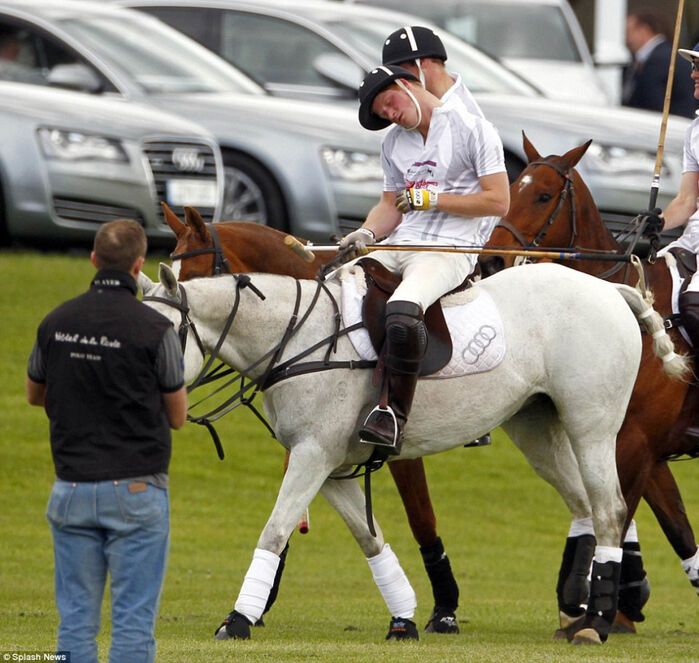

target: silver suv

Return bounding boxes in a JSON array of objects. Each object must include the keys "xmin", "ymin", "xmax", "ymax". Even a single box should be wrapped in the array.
[
  {"xmin": 0, "ymin": 80, "xmax": 222, "ymax": 244},
  {"xmin": 0, "ymin": 1, "xmax": 383, "ymax": 240}
]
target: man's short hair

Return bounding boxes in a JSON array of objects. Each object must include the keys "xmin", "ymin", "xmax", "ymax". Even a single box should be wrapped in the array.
[
  {"xmin": 93, "ymin": 219, "xmax": 147, "ymax": 272},
  {"xmin": 630, "ymin": 8, "xmax": 671, "ymax": 40}
]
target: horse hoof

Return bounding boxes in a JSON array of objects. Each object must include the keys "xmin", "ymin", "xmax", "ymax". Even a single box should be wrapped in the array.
[
  {"xmin": 254, "ymin": 617, "xmax": 265, "ymax": 628},
  {"xmin": 386, "ymin": 616, "xmax": 419, "ymax": 640},
  {"xmin": 609, "ymin": 612, "xmax": 637, "ymax": 634},
  {"xmin": 214, "ymin": 610, "xmax": 252, "ymax": 640},
  {"xmin": 424, "ymin": 608, "xmax": 459, "ymax": 634},
  {"xmin": 553, "ymin": 613, "xmax": 585, "ymax": 641},
  {"xmin": 571, "ymin": 628, "xmax": 603, "ymax": 645}
]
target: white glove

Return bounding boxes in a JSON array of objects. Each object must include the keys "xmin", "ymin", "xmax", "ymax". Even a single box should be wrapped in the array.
[
  {"xmin": 339, "ymin": 227, "xmax": 376, "ymax": 250},
  {"xmin": 396, "ymin": 187, "xmax": 438, "ymax": 213}
]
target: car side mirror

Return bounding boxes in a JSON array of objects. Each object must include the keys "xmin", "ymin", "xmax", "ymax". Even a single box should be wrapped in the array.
[
  {"xmin": 313, "ymin": 52, "xmax": 363, "ymax": 93},
  {"xmin": 48, "ymin": 63, "xmax": 102, "ymax": 93}
]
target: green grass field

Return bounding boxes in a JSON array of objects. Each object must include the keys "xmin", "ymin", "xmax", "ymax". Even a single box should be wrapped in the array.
[{"xmin": 3, "ymin": 249, "xmax": 699, "ymax": 662}]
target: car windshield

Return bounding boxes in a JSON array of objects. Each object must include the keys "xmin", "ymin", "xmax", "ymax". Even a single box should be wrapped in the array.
[
  {"xmin": 326, "ymin": 17, "xmax": 538, "ymax": 95},
  {"xmin": 58, "ymin": 13, "xmax": 264, "ymax": 94},
  {"xmin": 362, "ymin": 1, "xmax": 580, "ymax": 62}
]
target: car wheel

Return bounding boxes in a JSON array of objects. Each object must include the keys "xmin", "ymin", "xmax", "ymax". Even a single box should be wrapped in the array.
[
  {"xmin": 0, "ymin": 183, "xmax": 9, "ymax": 246},
  {"xmin": 222, "ymin": 152, "xmax": 288, "ymax": 231}
]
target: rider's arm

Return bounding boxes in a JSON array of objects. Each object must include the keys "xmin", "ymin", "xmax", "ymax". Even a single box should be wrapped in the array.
[
  {"xmin": 436, "ymin": 172, "xmax": 510, "ymax": 219},
  {"xmin": 362, "ymin": 191, "xmax": 403, "ymax": 240},
  {"xmin": 662, "ymin": 171, "xmax": 699, "ymax": 231}
]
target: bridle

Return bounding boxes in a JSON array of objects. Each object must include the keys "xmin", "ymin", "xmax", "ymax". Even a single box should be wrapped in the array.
[
  {"xmin": 170, "ymin": 223, "xmax": 231, "ymax": 276},
  {"xmin": 496, "ymin": 159, "xmax": 577, "ymax": 251}
]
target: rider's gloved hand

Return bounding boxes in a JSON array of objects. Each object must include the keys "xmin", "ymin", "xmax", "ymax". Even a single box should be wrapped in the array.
[
  {"xmin": 396, "ymin": 187, "xmax": 438, "ymax": 213},
  {"xmin": 339, "ymin": 227, "xmax": 376, "ymax": 250},
  {"xmin": 640, "ymin": 208, "xmax": 664, "ymax": 237}
]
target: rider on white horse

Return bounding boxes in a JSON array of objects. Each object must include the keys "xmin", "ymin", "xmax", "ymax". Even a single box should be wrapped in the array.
[{"xmin": 339, "ymin": 65, "xmax": 509, "ymax": 454}]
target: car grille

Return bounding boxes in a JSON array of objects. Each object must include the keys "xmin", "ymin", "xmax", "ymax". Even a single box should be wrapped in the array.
[
  {"xmin": 142, "ymin": 139, "xmax": 219, "ymax": 224},
  {"xmin": 53, "ymin": 197, "xmax": 144, "ymax": 225}
]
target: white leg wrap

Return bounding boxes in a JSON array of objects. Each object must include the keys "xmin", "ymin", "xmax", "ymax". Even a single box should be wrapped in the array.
[
  {"xmin": 594, "ymin": 545, "xmax": 623, "ymax": 565},
  {"xmin": 568, "ymin": 516, "xmax": 594, "ymax": 538},
  {"xmin": 367, "ymin": 543, "xmax": 416, "ymax": 619},
  {"xmin": 623, "ymin": 519, "xmax": 639, "ymax": 543},
  {"xmin": 234, "ymin": 548, "xmax": 280, "ymax": 624},
  {"xmin": 681, "ymin": 546, "xmax": 699, "ymax": 584}
]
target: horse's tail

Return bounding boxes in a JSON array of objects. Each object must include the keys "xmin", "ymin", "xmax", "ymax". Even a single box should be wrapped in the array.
[{"xmin": 614, "ymin": 281, "xmax": 690, "ymax": 380}]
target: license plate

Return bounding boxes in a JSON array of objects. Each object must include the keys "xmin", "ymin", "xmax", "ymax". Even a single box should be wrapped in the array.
[{"xmin": 166, "ymin": 179, "xmax": 218, "ymax": 207}]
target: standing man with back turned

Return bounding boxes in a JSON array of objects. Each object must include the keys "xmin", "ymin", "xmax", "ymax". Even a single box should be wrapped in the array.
[{"xmin": 26, "ymin": 219, "xmax": 187, "ymax": 663}]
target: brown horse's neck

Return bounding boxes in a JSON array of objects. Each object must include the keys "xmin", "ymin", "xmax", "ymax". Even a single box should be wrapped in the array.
[{"xmin": 216, "ymin": 223, "xmax": 332, "ymax": 278}]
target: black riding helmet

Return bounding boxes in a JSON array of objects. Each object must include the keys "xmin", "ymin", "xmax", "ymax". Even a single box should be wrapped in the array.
[
  {"xmin": 382, "ymin": 26, "xmax": 448, "ymax": 66},
  {"xmin": 358, "ymin": 65, "xmax": 419, "ymax": 131}
]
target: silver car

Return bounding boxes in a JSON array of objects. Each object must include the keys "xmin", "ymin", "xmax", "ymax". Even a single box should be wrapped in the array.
[
  {"xmin": 0, "ymin": 0, "xmax": 384, "ymax": 240},
  {"xmin": 120, "ymin": 0, "xmax": 690, "ymax": 242},
  {"xmin": 0, "ymin": 80, "xmax": 222, "ymax": 244}
]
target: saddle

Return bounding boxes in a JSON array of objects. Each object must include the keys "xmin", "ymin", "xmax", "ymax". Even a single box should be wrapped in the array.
[
  {"xmin": 669, "ymin": 247, "xmax": 697, "ymax": 295},
  {"xmin": 359, "ymin": 258, "xmax": 459, "ymax": 376}
]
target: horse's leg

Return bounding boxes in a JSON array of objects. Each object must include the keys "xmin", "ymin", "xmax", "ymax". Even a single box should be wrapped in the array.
[
  {"xmin": 319, "ymin": 477, "xmax": 419, "ymax": 640},
  {"xmin": 502, "ymin": 400, "xmax": 595, "ymax": 636},
  {"xmin": 387, "ymin": 458, "xmax": 460, "ymax": 633},
  {"xmin": 643, "ymin": 460, "xmax": 699, "ymax": 594},
  {"xmin": 611, "ymin": 424, "xmax": 654, "ymax": 632},
  {"xmin": 214, "ymin": 443, "xmax": 339, "ymax": 641},
  {"xmin": 564, "ymin": 432, "xmax": 626, "ymax": 646}
]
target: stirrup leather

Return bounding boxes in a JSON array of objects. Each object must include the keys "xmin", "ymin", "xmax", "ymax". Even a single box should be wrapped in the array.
[{"xmin": 360, "ymin": 404, "xmax": 400, "ymax": 449}]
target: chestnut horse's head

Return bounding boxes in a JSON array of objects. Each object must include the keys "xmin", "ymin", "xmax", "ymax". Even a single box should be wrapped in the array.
[
  {"xmin": 482, "ymin": 133, "xmax": 598, "ymax": 275},
  {"xmin": 163, "ymin": 203, "xmax": 229, "ymax": 280}
]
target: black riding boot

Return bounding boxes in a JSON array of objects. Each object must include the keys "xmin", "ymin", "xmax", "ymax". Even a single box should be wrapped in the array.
[
  {"xmin": 679, "ymin": 291, "xmax": 699, "ymax": 440},
  {"xmin": 360, "ymin": 301, "xmax": 426, "ymax": 455}
]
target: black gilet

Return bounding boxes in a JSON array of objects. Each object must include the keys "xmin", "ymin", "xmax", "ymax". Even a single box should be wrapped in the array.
[{"xmin": 37, "ymin": 270, "xmax": 174, "ymax": 482}]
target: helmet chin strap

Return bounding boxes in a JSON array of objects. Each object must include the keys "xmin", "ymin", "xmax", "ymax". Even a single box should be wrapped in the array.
[
  {"xmin": 415, "ymin": 58, "xmax": 426, "ymax": 86},
  {"xmin": 396, "ymin": 79, "xmax": 422, "ymax": 131}
]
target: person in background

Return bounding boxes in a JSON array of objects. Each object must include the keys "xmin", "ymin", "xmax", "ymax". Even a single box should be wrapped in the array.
[
  {"xmin": 623, "ymin": 8, "xmax": 696, "ymax": 118},
  {"xmin": 26, "ymin": 219, "xmax": 187, "ymax": 663}
]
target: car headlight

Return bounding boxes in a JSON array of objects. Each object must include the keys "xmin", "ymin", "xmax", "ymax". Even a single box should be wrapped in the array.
[
  {"xmin": 321, "ymin": 147, "xmax": 382, "ymax": 181},
  {"xmin": 585, "ymin": 143, "xmax": 669, "ymax": 177},
  {"xmin": 38, "ymin": 128, "xmax": 129, "ymax": 163}
]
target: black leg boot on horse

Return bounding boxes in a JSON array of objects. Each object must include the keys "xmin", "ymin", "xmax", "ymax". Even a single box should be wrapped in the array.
[
  {"xmin": 360, "ymin": 301, "xmax": 426, "ymax": 455},
  {"xmin": 680, "ymin": 290, "xmax": 699, "ymax": 442}
]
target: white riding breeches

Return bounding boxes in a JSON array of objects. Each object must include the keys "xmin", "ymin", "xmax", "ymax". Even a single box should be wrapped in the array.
[{"xmin": 368, "ymin": 250, "xmax": 477, "ymax": 312}]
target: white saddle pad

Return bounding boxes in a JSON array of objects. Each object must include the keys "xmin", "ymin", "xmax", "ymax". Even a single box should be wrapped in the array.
[{"xmin": 339, "ymin": 266, "xmax": 506, "ymax": 379}]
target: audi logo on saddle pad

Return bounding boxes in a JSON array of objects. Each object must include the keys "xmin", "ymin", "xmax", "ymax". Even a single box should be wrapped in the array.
[{"xmin": 172, "ymin": 147, "xmax": 205, "ymax": 172}]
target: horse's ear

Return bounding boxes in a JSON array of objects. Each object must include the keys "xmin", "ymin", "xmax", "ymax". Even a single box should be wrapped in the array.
[
  {"xmin": 161, "ymin": 202, "xmax": 186, "ymax": 238},
  {"xmin": 137, "ymin": 271, "xmax": 155, "ymax": 295},
  {"xmin": 159, "ymin": 262, "xmax": 179, "ymax": 297},
  {"xmin": 184, "ymin": 206, "xmax": 210, "ymax": 243},
  {"xmin": 561, "ymin": 139, "xmax": 593, "ymax": 170},
  {"xmin": 522, "ymin": 132, "xmax": 542, "ymax": 164}
]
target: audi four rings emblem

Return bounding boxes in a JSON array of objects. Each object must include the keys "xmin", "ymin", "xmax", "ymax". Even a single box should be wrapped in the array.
[
  {"xmin": 172, "ymin": 147, "xmax": 205, "ymax": 172},
  {"xmin": 461, "ymin": 325, "xmax": 497, "ymax": 364}
]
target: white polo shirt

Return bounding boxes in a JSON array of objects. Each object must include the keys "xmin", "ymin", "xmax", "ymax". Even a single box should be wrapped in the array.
[
  {"xmin": 441, "ymin": 72, "xmax": 484, "ymax": 119},
  {"xmin": 675, "ymin": 119, "xmax": 699, "ymax": 252},
  {"xmin": 381, "ymin": 95, "xmax": 506, "ymax": 246}
]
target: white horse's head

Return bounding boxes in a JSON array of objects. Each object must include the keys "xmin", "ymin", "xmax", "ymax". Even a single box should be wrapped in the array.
[{"xmin": 141, "ymin": 263, "xmax": 207, "ymax": 384}]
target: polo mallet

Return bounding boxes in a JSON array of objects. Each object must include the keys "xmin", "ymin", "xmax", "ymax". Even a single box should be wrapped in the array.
[
  {"xmin": 648, "ymin": 0, "xmax": 686, "ymax": 212},
  {"xmin": 283, "ymin": 234, "xmax": 632, "ymax": 265}
]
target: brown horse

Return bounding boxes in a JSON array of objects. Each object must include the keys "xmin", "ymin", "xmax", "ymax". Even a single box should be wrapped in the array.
[
  {"xmin": 483, "ymin": 134, "xmax": 699, "ymax": 635},
  {"xmin": 162, "ymin": 203, "xmax": 462, "ymax": 634}
]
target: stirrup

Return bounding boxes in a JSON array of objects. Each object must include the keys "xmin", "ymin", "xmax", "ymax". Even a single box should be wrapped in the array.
[{"xmin": 359, "ymin": 405, "xmax": 400, "ymax": 451}]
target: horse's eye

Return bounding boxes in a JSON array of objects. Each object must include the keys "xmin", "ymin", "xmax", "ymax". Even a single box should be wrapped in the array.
[{"xmin": 537, "ymin": 193, "xmax": 553, "ymax": 203}]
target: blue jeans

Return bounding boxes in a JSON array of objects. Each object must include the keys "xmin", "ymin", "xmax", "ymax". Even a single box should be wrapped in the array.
[{"xmin": 47, "ymin": 479, "xmax": 169, "ymax": 663}]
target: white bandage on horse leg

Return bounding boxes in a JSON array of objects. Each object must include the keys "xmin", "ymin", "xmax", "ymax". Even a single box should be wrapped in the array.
[
  {"xmin": 623, "ymin": 519, "xmax": 639, "ymax": 543},
  {"xmin": 594, "ymin": 546, "xmax": 623, "ymax": 565},
  {"xmin": 568, "ymin": 516, "xmax": 595, "ymax": 538},
  {"xmin": 367, "ymin": 543, "xmax": 416, "ymax": 619},
  {"xmin": 681, "ymin": 547, "xmax": 699, "ymax": 587},
  {"xmin": 234, "ymin": 548, "xmax": 280, "ymax": 624}
]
